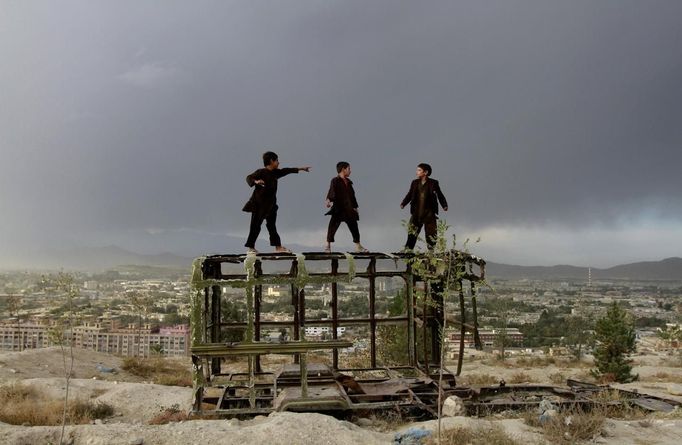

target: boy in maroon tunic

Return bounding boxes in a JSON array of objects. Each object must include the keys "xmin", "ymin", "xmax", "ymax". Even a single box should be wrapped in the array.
[
  {"xmin": 324, "ymin": 161, "xmax": 368, "ymax": 253},
  {"xmin": 400, "ymin": 163, "xmax": 448, "ymax": 250},
  {"xmin": 243, "ymin": 151, "xmax": 310, "ymax": 253}
]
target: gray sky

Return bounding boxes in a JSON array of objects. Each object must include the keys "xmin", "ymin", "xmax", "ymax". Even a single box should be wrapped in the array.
[{"xmin": 2, "ymin": 0, "xmax": 681, "ymax": 267}]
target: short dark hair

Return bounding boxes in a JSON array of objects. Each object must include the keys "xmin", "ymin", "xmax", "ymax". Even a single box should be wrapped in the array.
[
  {"xmin": 263, "ymin": 151, "xmax": 278, "ymax": 166},
  {"xmin": 336, "ymin": 161, "xmax": 350, "ymax": 173},
  {"xmin": 418, "ymin": 163, "xmax": 432, "ymax": 176}
]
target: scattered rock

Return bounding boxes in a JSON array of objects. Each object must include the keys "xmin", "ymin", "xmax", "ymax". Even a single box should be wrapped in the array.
[
  {"xmin": 667, "ymin": 384, "xmax": 682, "ymax": 396},
  {"xmin": 441, "ymin": 395, "xmax": 465, "ymax": 417},
  {"xmin": 356, "ymin": 418, "xmax": 374, "ymax": 427},
  {"xmin": 128, "ymin": 438, "xmax": 143, "ymax": 445}
]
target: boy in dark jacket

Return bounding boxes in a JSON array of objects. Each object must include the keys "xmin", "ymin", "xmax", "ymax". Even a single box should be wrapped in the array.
[
  {"xmin": 400, "ymin": 163, "xmax": 448, "ymax": 250},
  {"xmin": 324, "ymin": 162, "xmax": 368, "ymax": 253},
  {"xmin": 243, "ymin": 151, "xmax": 310, "ymax": 253}
]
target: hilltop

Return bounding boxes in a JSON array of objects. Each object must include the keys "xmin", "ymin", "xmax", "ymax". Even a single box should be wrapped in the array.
[{"xmin": 2, "ymin": 348, "xmax": 682, "ymax": 444}]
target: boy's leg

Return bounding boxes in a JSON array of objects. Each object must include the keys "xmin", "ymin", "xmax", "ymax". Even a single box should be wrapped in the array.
[
  {"xmin": 327, "ymin": 216, "xmax": 342, "ymax": 243},
  {"xmin": 424, "ymin": 220, "xmax": 438, "ymax": 249},
  {"xmin": 345, "ymin": 220, "xmax": 361, "ymax": 243},
  {"xmin": 245, "ymin": 212, "xmax": 264, "ymax": 248},
  {"xmin": 265, "ymin": 206, "xmax": 282, "ymax": 247},
  {"xmin": 405, "ymin": 217, "xmax": 422, "ymax": 249}
]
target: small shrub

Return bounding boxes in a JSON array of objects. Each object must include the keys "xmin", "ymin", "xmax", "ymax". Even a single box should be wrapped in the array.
[
  {"xmin": 643, "ymin": 372, "xmax": 682, "ymax": 383},
  {"xmin": 70, "ymin": 400, "xmax": 115, "ymax": 422},
  {"xmin": 148, "ymin": 404, "xmax": 190, "ymax": 425},
  {"xmin": 357, "ymin": 409, "xmax": 406, "ymax": 432},
  {"xmin": 427, "ymin": 423, "xmax": 521, "ymax": 445},
  {"xmin": 508, "ymin": 372, "xmax": 533, "ymax": 384},
  {"xmin": 459, "ymin": 373, "xmax": 499, "ymax": 386},
  {"xmin": 549, "ymin": 372, "xmax": 566, "ymax": 385},
  {"xmin": 523, "ymin": 406, "xmax": 605, "ymax": 443},
  {"xmin": 515, "ymin": 356, "xmax": 556, "ymax": 368},
  {"xmin": 122, "ymin": 357, "xmax": 191, "ymax": 387},
  {"xmin": 0, "ymin": 383, "xmax": 114, "ymax": 426}
]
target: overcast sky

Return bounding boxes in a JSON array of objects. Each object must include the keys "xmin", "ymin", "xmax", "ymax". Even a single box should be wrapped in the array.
[{"xmin": 2, "ymin": 0, "xmax": 681, "ymax": 267}]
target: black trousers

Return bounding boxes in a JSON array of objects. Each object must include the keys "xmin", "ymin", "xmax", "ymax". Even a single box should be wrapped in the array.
[
  {"xmin": 245, "ymin": 206, "xmax": 281, "ymax": 248},
  {"xmin": 327, "ymin": 216, "xmax": 360, "ymax": 243},
  {"xmin": 405, "ymin": 216, "xmax": 437, "ymax": 249}
]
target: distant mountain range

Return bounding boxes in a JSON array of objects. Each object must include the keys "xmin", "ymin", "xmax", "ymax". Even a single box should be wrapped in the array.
[
  {"xmin": 1, "ymin": 246, "xmax": 680, "ymax": 281},
  {"xmin": 486, "ymin": 257, "xmax": 682, "ymax": 281}
]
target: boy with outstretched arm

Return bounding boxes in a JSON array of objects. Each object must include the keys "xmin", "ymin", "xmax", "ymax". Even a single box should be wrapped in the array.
[
  {"xmin": 324, "ymin": 161, "xmax": 368, "ymax": 253},
  {"xmin": 243, "ymin": 151, "xmax": 310, "ymax": 253},
  {"xmin": 400, "ymin": 163, "xmax": 448, "ymax": 250}
]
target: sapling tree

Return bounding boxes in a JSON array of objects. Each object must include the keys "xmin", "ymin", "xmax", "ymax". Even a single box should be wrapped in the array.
[
  {"xmin": 45, "ymin": 272, "xmax": 82, "ymax": 445},
  {"xmin": 402, "ymin": 219, "xmax": 484, "ymax": 442},
  {"xmin": 591, "ymin": 302, "xmax": 638, "ymax": 383}
]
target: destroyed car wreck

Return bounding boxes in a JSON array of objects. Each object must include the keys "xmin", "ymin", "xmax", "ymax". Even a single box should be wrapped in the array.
[{"xmin": 188, "ymin": 251, "xmax": 680, "ymax": 418}]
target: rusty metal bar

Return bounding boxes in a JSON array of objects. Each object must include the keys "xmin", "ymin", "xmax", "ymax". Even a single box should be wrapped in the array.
[
  {"xmin": 191, "ymin": 340, "xmax": 353, "ymax": 356},
  {"xmin": 457, "ymin": 280, "xmax": 466, "ymax": 376},
  {"xmin": 422, "ymin": 281, "xmax": 429, "ymax": 374},
  {"xmin": 254, "ymin": 261, "xmax": 262, "ymax": 372},
  {"xmin": 471, "ymin": 282, "xmax": 482, "ymax": 350},
  {"xmin": 210, "ymin": 284, "xmax": 221, "ymax": 375},
  {"xmin": 368, "ymin": 258, "xmax": 377, "ymax": 369},
  {"xmin": 331, "ymin": 258, "xmax": 339, "ymax": 370},
  {"xmin": 291, "ymin": 260, "xmax": 300, "ymax": 364}
]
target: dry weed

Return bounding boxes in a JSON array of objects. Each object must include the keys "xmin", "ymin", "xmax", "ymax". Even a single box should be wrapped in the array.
[
  {"xmin": 641, "ymin": 372, "xmax": 682, "ymax": 383},
  {"xmin": 515, "ymin": 356, "xmax": 556, "ymax": 368},
  {"xmin": 0, "ymin": 382, "xmax": 114, "ymax": 426},
  {"xmin": 523, "ymin": 406, "xmax": 605, "ymax": 443},
  {"xmin": 549, "ymin": 372, "xmax": 566, "ymax": 385},
  {"xmin": 122, "ymin": 357, "xmax": 192, "ymax": 387},
  {"xmin": 427, "ymin": 423, "xmax": 521, "ymax": 445},
  {"xmin": 508, "ymin": 371, "xmax": 533, "ymax": 384},
  {"xmin": 148, "ymin": 404, "xmax": 190, "ymax": 425},
  {"xmin": 458, "ymin": 373, "xmax": 500, "ymax": 386},
  {"xmin": 358, "ymin": 409, "xmax": 406, "ymax": 432}
]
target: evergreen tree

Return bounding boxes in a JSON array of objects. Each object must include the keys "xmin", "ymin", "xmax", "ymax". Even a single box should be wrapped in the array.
[{"xmin": 591, "ymin": 302, "xmax": 638, "ymax": 383}]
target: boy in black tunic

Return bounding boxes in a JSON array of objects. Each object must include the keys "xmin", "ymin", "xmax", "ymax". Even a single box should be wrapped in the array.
[
  {"xmin": 324, "ymin": 162, "xmax": 368, "ymax": 253},
  {"xmin": 243, "ymin": 151, "xmax": 310, "ymax": 253},
  {"xmin": 400, "ymin": 163, "xmax": 448, "ymax": 250}
]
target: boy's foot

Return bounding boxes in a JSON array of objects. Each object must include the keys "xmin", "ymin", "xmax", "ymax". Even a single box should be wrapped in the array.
[
  {"xmin": 324, "ymin": 246, "xmax": 332, "ymax": 253},
  {"xmin": 275, "ymin": 246, "xmax": 292, "ymax": 253},
  {"xmin": 246, "ymin": 248, "xmax": 259, "ymax": 254},
  {"xmin": 355, "ymin": 244, "xmax": 369, "ymax": 253}
]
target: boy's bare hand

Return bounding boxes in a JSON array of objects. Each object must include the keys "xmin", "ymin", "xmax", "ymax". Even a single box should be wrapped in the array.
[
  {"xmin": 325, "ymin": 199, "xmax": 332, "ymax": 208},
  {"xmin": 400, "ymin": 204, "xmax": 404, "ymax": 209},
  {"xmin": 254, "ymin": 179, "xmax": 265, "ymax": 186},
  {"xmin": 299, "ymin": 166, "xmax": 311, "ymax": 172},
  {"xmin": 443, "ymin": 207, "xmax": 448, "ymax": 211}
]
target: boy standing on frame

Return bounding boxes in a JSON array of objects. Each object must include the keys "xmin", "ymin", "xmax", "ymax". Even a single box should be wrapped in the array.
[
  {"xmin": 242, "ymin": 151, "xmax": 310, "ymax": 254},
  {"xmin": 324, "ymin": 161, "xmax": 369, "ymax": 253},
  {"xmin": 400, "ymin": 163, "xmax": 448, "ymax": 250}
]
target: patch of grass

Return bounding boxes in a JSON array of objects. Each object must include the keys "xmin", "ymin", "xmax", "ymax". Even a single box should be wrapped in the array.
[
  {"xmin": 148, "ymin": 404, "xmax": 190, "ymax": 425},
  {"xmin": 571, "ymin": 369, "xmax": 598, "ymax": 383},
  {"xmin": 0, "ymin": 382, "xmax": 114, "ymax": 426},
  {"xmin": 592, "ymin": 389, "xmax": 647, "ymax": 420},
  {"xmin": 356, "ymin": 409, "xmax": 407, "ymax": 432},
  {"xmin": 549, "ymin": 372, "xmax": 566, "ymax": 385},
  {"xmin": 427, "ymin": 423, "xmax": 521, "ymax": 445},
  {"xmin": 122, "ymin": 357, "xmax": 192, "ymax": 387},
  {"xmin": 641, "ymin": 372, "xmax": 682, "ymax": 383},
  {"xmin": 660, "ymin": 355, "xmax": 682, "ymax": 368},
  {"xmin": 507, "ymin": 372, "xmax": 533, "ymax": 384},
  {"xmin": 458, "ymin": 373, "xmax": 500, "ymax": 386},
  {"xmin": 515, "ymin": 356, "xmax": 556, "ymax": 368},
  {"xmin": 523, "ymin": 406, "xmax": 605, "ymax": 443}
]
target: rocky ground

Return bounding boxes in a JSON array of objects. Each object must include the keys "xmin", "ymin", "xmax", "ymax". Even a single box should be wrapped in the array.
[{"xmin": 1, "ymin": 348, "xmax": 682, "ymax": 444}]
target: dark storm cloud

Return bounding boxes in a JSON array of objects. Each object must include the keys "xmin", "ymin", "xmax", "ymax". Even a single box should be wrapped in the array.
[{"xmin": 1, "ymin": 1, "xmax": 681, "ymax": 260}]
